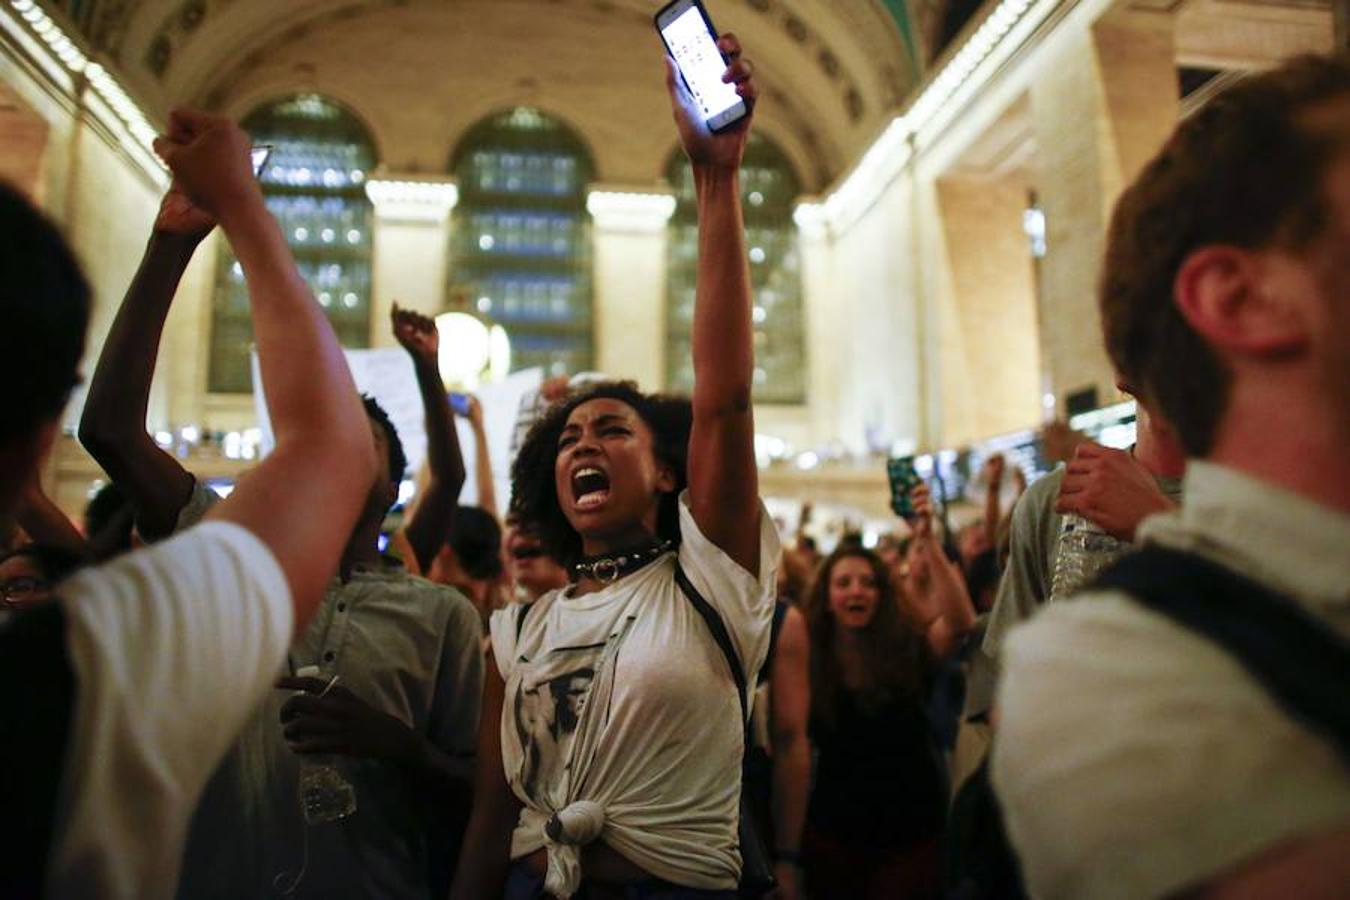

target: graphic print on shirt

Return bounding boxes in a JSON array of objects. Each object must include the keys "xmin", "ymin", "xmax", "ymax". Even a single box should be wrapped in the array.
[{"xmin": 513, "ymin": 649, "xmax": 599, "ymax": 803}]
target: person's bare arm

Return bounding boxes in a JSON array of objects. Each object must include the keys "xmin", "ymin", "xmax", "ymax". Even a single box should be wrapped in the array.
[
  {"xmin": 16, "ymin": 480, "xmax": 89, "ymax": 560},
  {"xmin": 982, "ymin": 454, "xmax": 1005, "ymax": 551},
  {"xmin": 392, "ymin": 305, "xmax": 466, "ymax": 573},
  {"xmin": 154, "ymin": 110, "xmax": 373, "ymax": 630},
  {"xmin": 1182, "ymin": 825, "xmax": 1350, "ymax": 899},
  {"xmin": 668, "ymin": 37, "xmax": 762, "ymax": 574},
  {"xmin": 770, "ymin": 606, "xmax": 810, "ymax": 900},
  {"xmin": 277, "ymin": 675, "xmax": 472, "ymax": 804},
  {"xmin": 450, "ymin": 653, "xmax": 520, "ymax": 900},
  {"xmin": 467, "ymin": 396, "xmax": 498, "ymax": 519},
  {"xmin": 901, "ymin": 485, "xmax": 976, "ymax": 657},
  {"xmin": 77, "ymin": 187, "xmax": 216, "ymax": 539}
]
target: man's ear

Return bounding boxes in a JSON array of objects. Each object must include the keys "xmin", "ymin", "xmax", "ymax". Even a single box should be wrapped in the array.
[{"xmin": 1173, "ymin": 245, "xmax": 1310, "ymax": 358}]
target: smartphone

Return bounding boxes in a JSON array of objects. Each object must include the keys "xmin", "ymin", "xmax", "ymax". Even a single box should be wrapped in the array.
[
  {"xmin": 887, "ymin": 456, "xmax": 922, "ymax": 519},
  {"xmin": 654, "ymin": 0, "xmax": 749, "ymax": 133},
  {"xmin": 250, "ymin": 144, "xmax": 273, "ymax": 178},
  {"xmin": 449, "ymin": 392, "xmax": 471, "ymax": 416}
]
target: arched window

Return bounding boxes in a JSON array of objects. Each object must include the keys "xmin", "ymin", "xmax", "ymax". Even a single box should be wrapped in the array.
[
  {"xmin": 665, "ymin": 134, "xmax": 804, "ymax": 402},
  {"xmin": 209, "ymin": 94, "xmax": 377, "ymax": 393},
  {"xmin": 447, "ymin": 107, "xmax": 594, "ymax": 377}
]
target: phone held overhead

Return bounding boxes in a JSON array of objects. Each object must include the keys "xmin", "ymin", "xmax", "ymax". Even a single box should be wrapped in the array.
[
  {"xmin": 654, "ymin": 0, "xmax": 749, "ymax": 133},
  {"xmin": 888, "ymin": 457, "xmax": 922, "ymax": 520}
]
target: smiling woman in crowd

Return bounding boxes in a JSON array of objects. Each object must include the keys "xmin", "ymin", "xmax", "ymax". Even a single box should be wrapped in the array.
[{"xmin": 801, "ymin": 543, "xmax": 951, "ymax": 900}]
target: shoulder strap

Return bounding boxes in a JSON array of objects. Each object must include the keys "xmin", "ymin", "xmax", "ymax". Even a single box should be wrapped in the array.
[
  {"xmin": 515, "ymin": 600, "xmax": 534, "ymax": 641},
  {"xmin": 1093, "ymin": 546, "xmax": 1350, "ymax": 760},
  {"xmin": 673, "ymin": 561, "xmax": 750, "ymax": 732},
  {"xmin": 0, "ymin": 602, "xmax": 76, "ymax": 896}
]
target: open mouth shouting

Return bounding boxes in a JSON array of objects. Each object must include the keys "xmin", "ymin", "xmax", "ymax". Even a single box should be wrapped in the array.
[{"xmin": 571, "ymin": 466, "xmax": 612, "ymax": 511}]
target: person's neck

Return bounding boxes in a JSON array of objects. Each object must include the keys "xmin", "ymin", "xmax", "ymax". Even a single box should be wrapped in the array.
[
  {"xmin": 339, "ymin": 515, "xmax": 384, "ymax": 582},
  {"xmin": 579, "ymin": 524, "xmax": 661, "ymax": 561},
  {"xmin": 1207, "ymin": 389, "xmax": 1350, "ymax": 515},
  {"xmin": 569, "ymin": 527, "xmax": 664, "ymax": 598},
  {"xmin": 1133, "ymin": 407, "xmax": 1187, "ymax": 480},
  {"xmin": 832, "ymin": 628, "xmax": 870, "ymax": 688}
]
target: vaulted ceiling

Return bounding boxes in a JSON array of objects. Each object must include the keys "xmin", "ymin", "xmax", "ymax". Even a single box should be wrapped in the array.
[{"xmin": 83, "ymin": 0, "xmax": 921, "ymax": 190}]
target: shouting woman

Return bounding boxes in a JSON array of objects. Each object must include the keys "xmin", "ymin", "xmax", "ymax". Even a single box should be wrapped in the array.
[{"xmin": 451, "ymin": 36, "xmax": 778, "ymax": 900}]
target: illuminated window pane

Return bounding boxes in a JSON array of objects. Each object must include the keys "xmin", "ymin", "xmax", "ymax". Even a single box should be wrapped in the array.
[
  {"xmin": 209, "ymin": 94, "xmax": 376, "ymax": 393},
  {"xmin": 665, "ymin": 135, "xmax": 805, "ymax": 403},
  {"xmin": 448, "ymin": 108, "xmax": 594, "ymax": 378}
]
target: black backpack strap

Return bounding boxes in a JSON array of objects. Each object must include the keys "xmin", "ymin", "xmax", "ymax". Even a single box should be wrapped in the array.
[
  {"xmin": 1093, "ymin": 546, "xmax": 1350, "ymax": 760},
  {"xmin": 757, "ymin": 601, "xmax": 789, "ymax": 687},
  {"xmin": 673, "ymin": 561, "xmax": 750, "ymax": 732},
  {"xmin": 515, "ymin": 600, "xmax": 535, "ymax": 641},
  {"xmin": 0, "ymin": 602, "xmax": 77, "ymax": 896}
]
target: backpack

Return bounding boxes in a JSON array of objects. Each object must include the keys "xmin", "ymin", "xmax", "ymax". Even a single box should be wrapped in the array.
[{"xmin": 942, "ymin": 545, "xmax": 1350, "ymax": 899}]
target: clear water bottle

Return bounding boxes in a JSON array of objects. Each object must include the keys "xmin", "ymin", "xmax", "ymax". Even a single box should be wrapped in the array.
[
  {"xmin": 294, "ymin": 665, "xmax": 356, "ymax": 825},
  {"xmin": 1049, "ymin": 514, "xmax": 1129, "ymax": 602}
]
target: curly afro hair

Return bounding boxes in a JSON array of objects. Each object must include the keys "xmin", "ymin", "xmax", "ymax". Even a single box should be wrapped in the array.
[
  {"xmin": 510, "ymin": 381, "xmax": 693, "ymax": 569},
  {"xmin": 362, "ymin": 394, "xmax": 408, "ymax": 486}
]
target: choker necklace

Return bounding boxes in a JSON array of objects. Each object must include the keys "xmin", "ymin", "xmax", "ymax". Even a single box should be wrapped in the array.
[{"xmin": 571, "ymin": 540, "xmax": 675, "ymax": 584}]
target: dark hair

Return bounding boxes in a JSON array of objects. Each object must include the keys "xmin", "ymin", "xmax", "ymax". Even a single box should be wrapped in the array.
[
  {"xmin": 0, "ymin": 543, "xmax": 87, "ymax": 584},
  {"xmin": 362, "ymin": 394, "xmax": 407, "ymax": 485},
  {"xmin": 1100, "ymin": 54, "xmax": 1350, "ymax": 456},
  {"xmin": 0, "ymin": 183, "xmax": 91, "ymax": 442},
  {"xmin": 510, "ymin": 381, "xmax": 693, "ymax": 568},
  {"xmin": 804, "ymin": 546, "xmax": 925, "ymax": 728},
  {"xmin": 448, "ymin": 505, "xmax": 504, "ymax": 581},
  {"xmin": 965, "ymin": 547, "xmax": 1000, "ymax": 610}
]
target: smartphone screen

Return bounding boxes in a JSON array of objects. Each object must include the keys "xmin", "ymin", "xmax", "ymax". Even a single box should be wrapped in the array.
[
  {"xmin": 449, "ymin": 392, "xmax": 470, "ymax": 416},
  {"xmin": 655, "ymin": 0, "xmax": 747, "ymax": 132},
  {"xmin": 251, "ymin": 145, "xmax": 273, "ymax": 178}
]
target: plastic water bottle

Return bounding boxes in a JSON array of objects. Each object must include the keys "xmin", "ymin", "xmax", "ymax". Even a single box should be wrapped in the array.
[
  {"xmin": 1048, "ymin": 514, "xmax": 1129, "ymax": 602},
  {"xmin": 294, "ymin": 665, "xmax": 357, "ymax": 824}
]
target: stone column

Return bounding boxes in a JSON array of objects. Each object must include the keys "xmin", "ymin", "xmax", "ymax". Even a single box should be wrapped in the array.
[
  {"xmin": 1030, "ymin": 11, "xmax": 1177, "ymax": 414},
  {"xmin": 365, "ymin": 177, "xmax": 459, "ymax": 347},
  {"xmin": 585, "ymin": 188, "xmax": 675, "ymax": 388}
]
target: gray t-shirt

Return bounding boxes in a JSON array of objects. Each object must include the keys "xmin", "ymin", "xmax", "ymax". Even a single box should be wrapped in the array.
[{"xmin": 964, "ymin": 465, "xmax": 1183, "ymax": 717}]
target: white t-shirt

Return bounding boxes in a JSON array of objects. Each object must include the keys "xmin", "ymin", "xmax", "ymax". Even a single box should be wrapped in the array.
[
  {"xmin": 48, "ymin": 521, "xmax": 293, "ymax": 899},
  {"xmin": 489, "ymin": 492, "xmax": 780, "ymax": 897}
]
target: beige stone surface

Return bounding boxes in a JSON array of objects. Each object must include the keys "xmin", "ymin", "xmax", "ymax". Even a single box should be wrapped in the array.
[
  {"xmin": 934, "ymin": 174, "xmax": 1042, "ymax": 446},
  {"xmin": 4, "ymin": 0, "xmax": 1339, "ymax": 521},
  {"xmin": 592, "ymin": 222, "xmax": 667, "ymax": 389}
]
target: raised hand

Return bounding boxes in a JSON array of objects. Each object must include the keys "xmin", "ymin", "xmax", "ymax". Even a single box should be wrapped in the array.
[
  {"xmin": 152, "ymin": 109, "xmax": 260, "ymax": 220},
  {"xmin": 1054, "ymin": 441, "xmax": 1175, "ymax": 540},
  {"xmin": 153, "ymin": 181, "xmax": 216, "ymax": 242},
  {"xmin": 391, "ymin": 303, "xmax": 440, "ymax": 368},
  {"xmin": 908, "ymin": 482, "xmax": 935, "ymax": 539},
  {"xmin": 465, "ymin": 394, "xmax": 484, "ymax": 428},
  {"xmin": 664, "ymin": 33, "xmax": 757, "ymax": 171},
  {"xmin": 982, "ymin": 453, "xmax": 1006, "ymax": 488}
]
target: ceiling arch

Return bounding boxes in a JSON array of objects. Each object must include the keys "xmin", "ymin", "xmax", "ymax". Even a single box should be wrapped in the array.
[{"xmin": 98, "ymin": 0, "xmax": 916, "ymax": 191}]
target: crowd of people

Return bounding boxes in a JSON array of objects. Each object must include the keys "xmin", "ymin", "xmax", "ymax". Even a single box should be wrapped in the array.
[{"xmin": 0, "ymin": 36, "xmax": 1346, "ymax": 900}]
